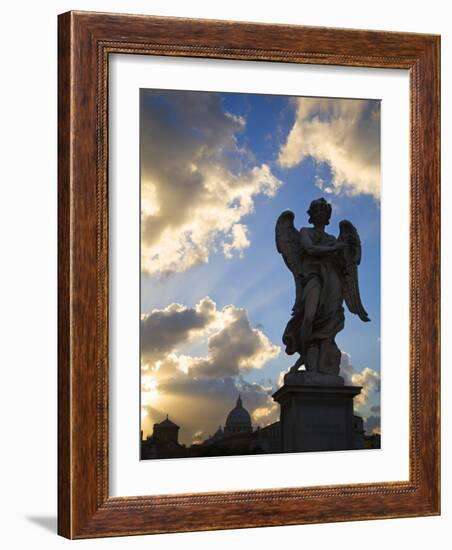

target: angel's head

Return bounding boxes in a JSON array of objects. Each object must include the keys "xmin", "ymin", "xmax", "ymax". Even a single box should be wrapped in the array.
[{"xmin": 307, "ymin": 198, "xmax": 332, "ymax": 226}]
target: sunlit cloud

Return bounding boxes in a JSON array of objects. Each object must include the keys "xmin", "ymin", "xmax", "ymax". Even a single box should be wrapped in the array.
[
  {"xmin": 252, "ymin": 401, "xmax": 279, "ymax": 427},
  {"xmin": 140, "ymin": 90, "xmax": 281, "ymax": 276},
  {"xmin": 222, "ymin": 223, "xmax": 250, "ymax": 259},
  {"xmin": 141, "ymin": 374, "xmax": 160, "ymax": 406},
  {"xmin": 278, "ymin": 97, "xmax": 380, "ymax": 198},
  {"xmin": 340, "ymin": 352, "xmax": 381, "ymax": 411},
  {"xmin": 192, "ymin": 430, "xmax": 205, "ymax": 445},
  {"xmin": 350, "ymin": 367, "xmax": 381, "ymax": 408}
]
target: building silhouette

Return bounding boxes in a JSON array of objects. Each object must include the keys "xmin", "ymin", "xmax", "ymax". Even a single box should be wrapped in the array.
[
  {"xmin": 140, "ymin": 394, "xmax": 379, "ymax": 460},
  {"xmin": 141, "ymin": 414, "xmax": 186, "ymax": 459}
]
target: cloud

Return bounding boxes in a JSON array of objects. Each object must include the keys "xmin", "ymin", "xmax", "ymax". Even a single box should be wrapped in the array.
[
  {"xmin": 340, "ymin": 351, "xmax": 356, "ymax": 384},
  {"xmin": 278, "ymin": 97, "xmax": 380, "ymax": 198},
  {"xmin": 141, "ymin": 297, "xmax": 280, "ymax": 376},
  {"xmin": 252, "ymin": 400, "xmax": 280, "ymax": 427},
  {"xmin": 186, "ymin": 305, "xmax": 280, "ymax": 378},
  {"xmin": 351, "ymin": 367, "xmax": 381, "ymax": 408},
  {"xmin": 140, "ymin": 90, "xmax": 281, "ymax": 276},
  {"xmin": 222, "ymin": 223, "xmax": 250, "ymax": 259},
  {"xmin": 192, "ymin": 430, "xmax": 205, "ymax": 445},
  {"xmin": 141, "ymin": 297, "xmax": 218, "ymax": 362},
  {"xmin": 340, "ymin": 352, "xmax": 381, "ymax": 410},
  {"xmin": 364, "ymin": 415, "xmax": 381, "ymax": 435}
]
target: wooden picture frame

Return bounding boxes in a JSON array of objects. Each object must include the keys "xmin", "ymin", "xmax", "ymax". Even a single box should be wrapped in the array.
[{"xmin": 58, "ymin": 11, "xmax": 440, "ymax": 539}]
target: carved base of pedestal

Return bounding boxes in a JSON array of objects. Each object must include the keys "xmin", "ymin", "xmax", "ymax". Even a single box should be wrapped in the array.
[
  {"xmin": 284, "ymin": 370, "xmax": 344, "ymax": 387},
  {"xmin": 272, "ymin": 383, "xmax": 362, "ymax": 452}
]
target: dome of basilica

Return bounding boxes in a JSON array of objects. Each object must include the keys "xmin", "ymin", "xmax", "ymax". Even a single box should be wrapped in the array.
[{"xmin": 225, "ymin": 395, "xmax": 252, "ymax": 428}]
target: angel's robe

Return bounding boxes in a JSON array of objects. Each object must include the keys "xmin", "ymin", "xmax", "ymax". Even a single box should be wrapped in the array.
[{"xmin": 282, "ymin": 226, "xmax": 345, "ymax": 356}]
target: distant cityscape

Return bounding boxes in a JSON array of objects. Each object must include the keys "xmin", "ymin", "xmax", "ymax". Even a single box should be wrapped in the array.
[{"xmin": 141, "ymin": 394, "xmax": 380, "ymax": 460}]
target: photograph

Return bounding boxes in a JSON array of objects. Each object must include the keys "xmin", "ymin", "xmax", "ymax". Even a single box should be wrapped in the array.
[{"xmin": 139, "ymin": 89, "xmax": 382, "ymax": 460}]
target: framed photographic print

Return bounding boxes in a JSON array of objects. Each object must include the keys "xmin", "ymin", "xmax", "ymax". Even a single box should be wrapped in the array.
[{"xmin": 58, "ymin": 11, "xmax": 440, "ymax": 538}]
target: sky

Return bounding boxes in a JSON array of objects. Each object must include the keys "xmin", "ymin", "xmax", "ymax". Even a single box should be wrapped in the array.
[{"xmin": 140, "ymin": 89, "xmax": 381, "ymax": 445}]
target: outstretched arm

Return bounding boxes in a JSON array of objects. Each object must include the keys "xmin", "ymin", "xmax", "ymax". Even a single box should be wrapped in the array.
[{"xmin": 300, "ymin": 228, "xmax": 345, "ymax": 256}]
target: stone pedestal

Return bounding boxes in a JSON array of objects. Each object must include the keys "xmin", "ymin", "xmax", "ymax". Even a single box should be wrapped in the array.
[{"xmin": 273, "ymin": 373, "xmax": 362, "ymax": 452}]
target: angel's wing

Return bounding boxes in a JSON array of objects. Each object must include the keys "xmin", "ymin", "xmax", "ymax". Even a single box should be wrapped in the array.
[
  {"xmin": 275, "ymin": 210, "xmax": 303, "ymax": 277},
  {"xmin": 338, "ymin": 220, "xmax": 370, "ymax": 323}
]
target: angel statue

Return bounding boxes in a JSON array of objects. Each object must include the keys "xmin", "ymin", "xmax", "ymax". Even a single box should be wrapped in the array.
[{"xmin": 276, "ymin": 198, "xmax": 370, "ymax": 380}]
